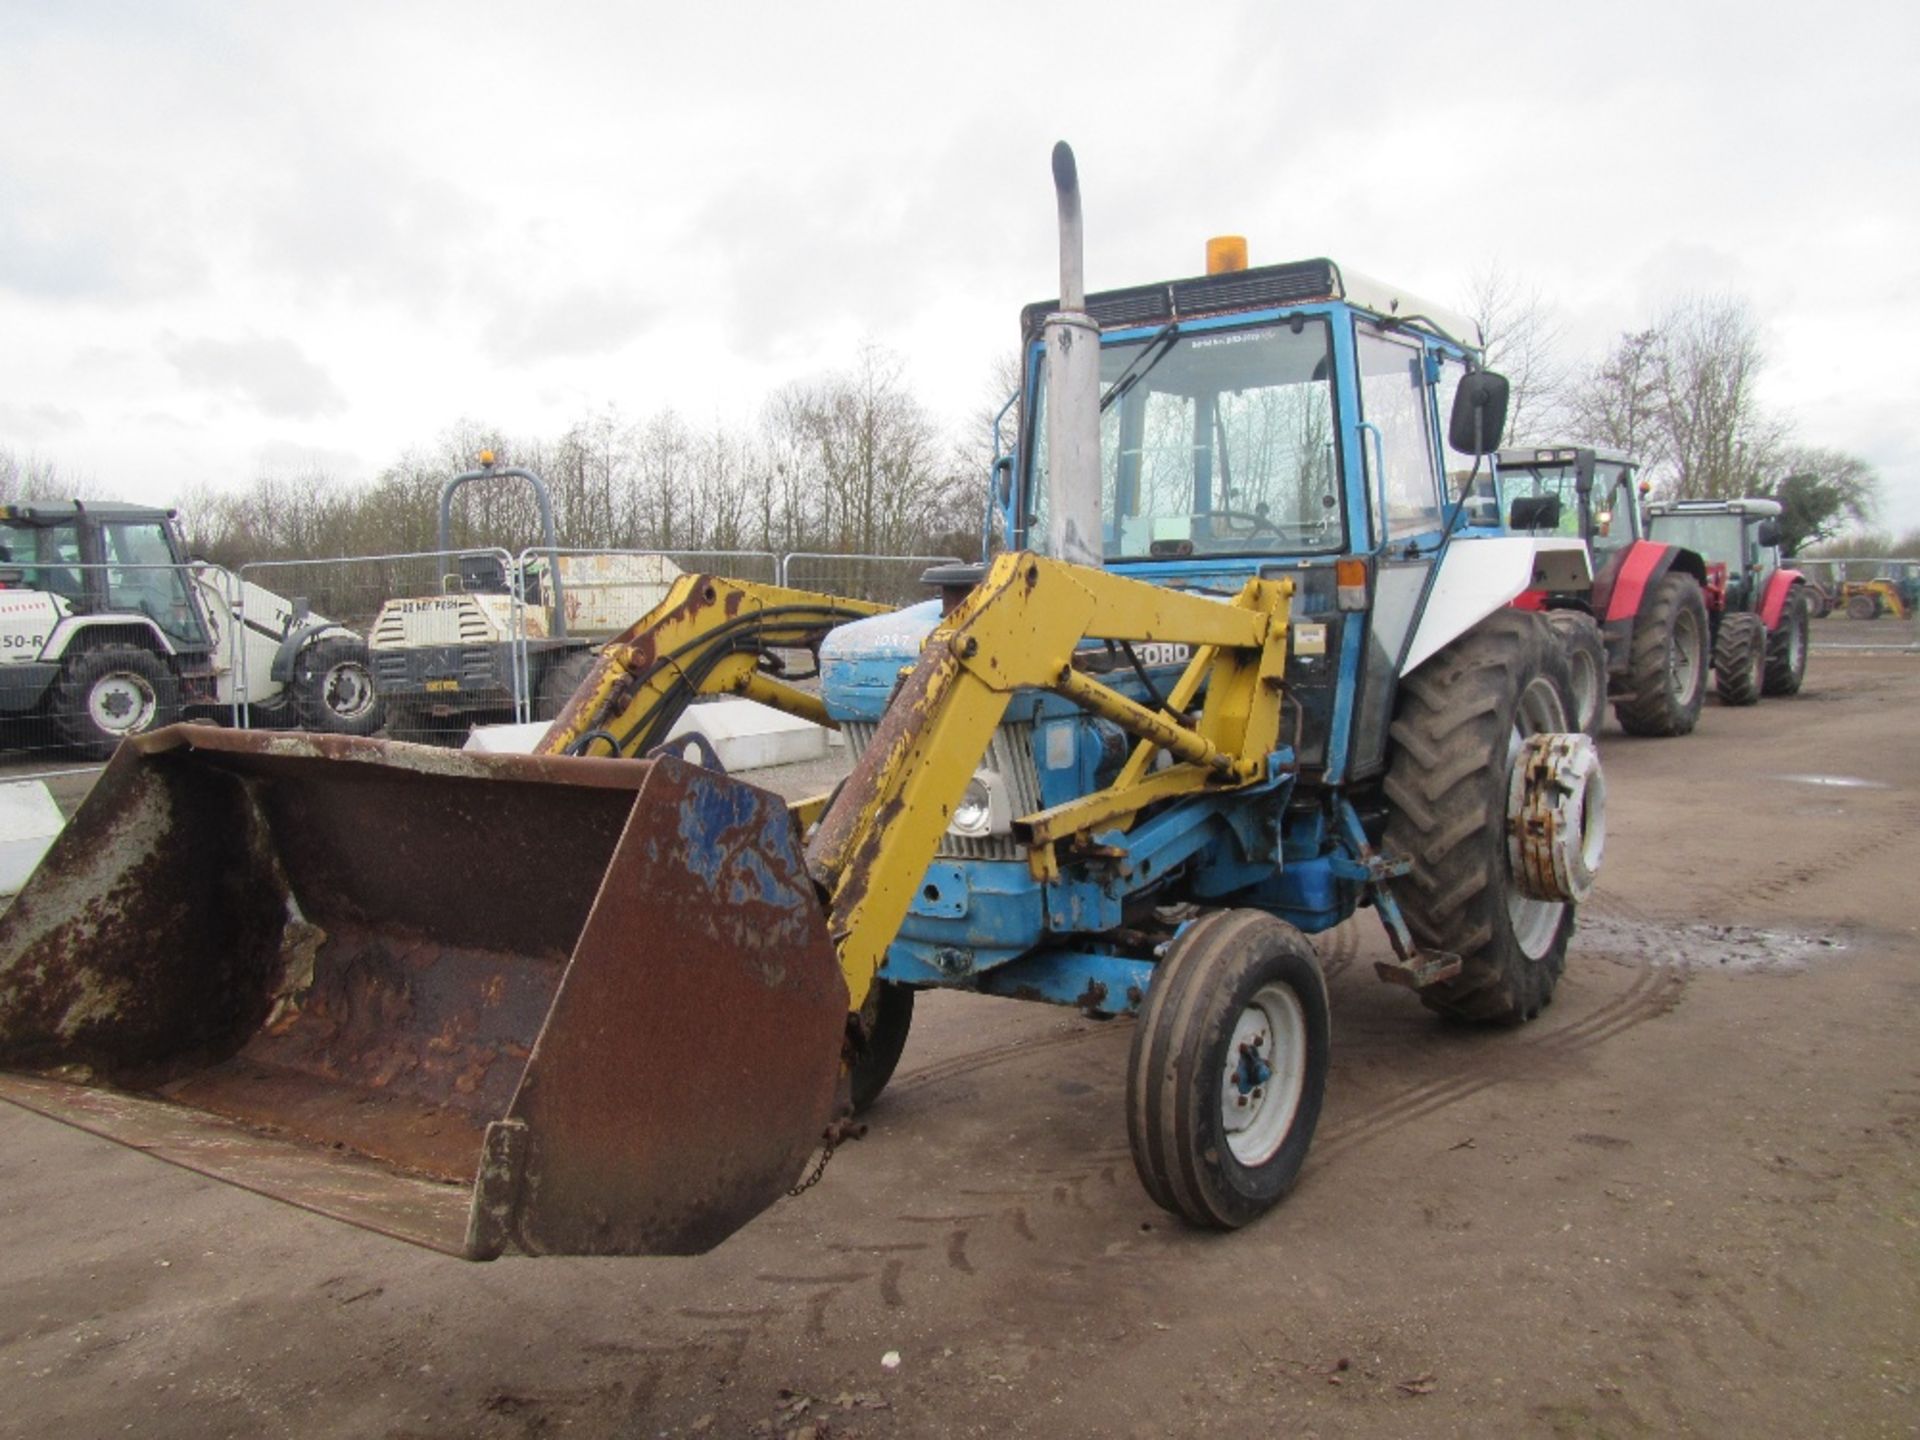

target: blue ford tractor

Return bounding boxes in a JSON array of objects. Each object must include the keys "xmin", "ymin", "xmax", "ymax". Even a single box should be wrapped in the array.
[{"xmin": 0, "ymin": 146, "xmax": 1604, "ymax": 1258}]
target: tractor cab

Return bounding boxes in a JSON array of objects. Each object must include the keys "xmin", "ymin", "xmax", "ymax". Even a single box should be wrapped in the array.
[
  {"xmin": 999, "ymin": 254, "xmax": 1521, "ymax": 784},
  {"xmin": 0, "ymin": 502, "xmax": 213, "ymax": 653},
  {"xmin": 1645, "ymin": 498, "xmax": 1785, "ymax": 613},
  {"xmin": 1495, "ymin": 447, "xmax": 1644, "ymax": 563}
]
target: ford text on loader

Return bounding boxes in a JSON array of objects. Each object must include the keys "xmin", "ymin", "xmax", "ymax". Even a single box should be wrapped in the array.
[{"xmin": 0, "ymin": 146, "xmax": 1605, "ymax": 1258}]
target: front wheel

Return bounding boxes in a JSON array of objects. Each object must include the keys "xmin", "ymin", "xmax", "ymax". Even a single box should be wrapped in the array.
[
  {"xmin": 1127, "ymin": 910, "xmax": 1330, "ymax": 1229},
  {"xmin": 1764, "ymin": 590, "xmax": 1810, "ymax": 696},
  {"xmin": 1545, "ymin": 609, "xmax": 1608, "ymax": 737},
  {"xmin": 849, "ymin": 980, "xmax": 915, "ymax": 1114},
  {"xmin": 1712, "ymin": 613, "xmax": 1766, "ymax": 707},
  {"xmin": 1846, "ymin": 594, "xmax": 1878, "ymax": 621},
  {"xmin": 52, "ymin": 644, "xmax": 182, "ymax": 759},
  {"xmin": 1615, "ymin": 572, "xmax": 1709, "ymax": 737},
  {"xmin": 293, "ymin": 636, "xmax": 385, "ymax": 736}
]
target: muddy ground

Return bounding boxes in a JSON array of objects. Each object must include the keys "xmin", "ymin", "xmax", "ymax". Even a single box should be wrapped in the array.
[{"xmin": 0, "ymin": 630, "xmax": 1915, "ymax": 1439}]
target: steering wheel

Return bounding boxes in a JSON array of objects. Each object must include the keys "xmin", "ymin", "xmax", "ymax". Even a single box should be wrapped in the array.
[{"xmin": 1204, "ymin": 509, "xmax": 1285, "ymax": 540}]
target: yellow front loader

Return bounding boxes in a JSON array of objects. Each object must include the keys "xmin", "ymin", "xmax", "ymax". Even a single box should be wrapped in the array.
[{"xmin": 0, "ymin": 556, "xmax": 1309, "ymax": 1257}]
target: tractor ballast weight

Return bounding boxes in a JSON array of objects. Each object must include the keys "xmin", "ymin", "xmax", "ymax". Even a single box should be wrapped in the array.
[{"xmin": 0, "ymin": 727, "xmax": 846, "ymax": 1257}]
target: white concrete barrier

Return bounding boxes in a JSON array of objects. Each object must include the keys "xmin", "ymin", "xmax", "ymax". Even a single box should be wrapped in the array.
[
  {"xmin": 463, "ymin": 699, "xmax": 830, "ymax": 773},
  {"xmin": 0, "ymin": 781, "xmax": 66, "ymax": 897}
]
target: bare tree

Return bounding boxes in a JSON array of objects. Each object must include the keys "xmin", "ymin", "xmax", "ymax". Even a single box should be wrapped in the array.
[
  {"xmin": 1566, "ymin": 328, "xmax": 1671, "ymax": 473},
  {"xmin": 1654, "ymin": 295, "xmax": 1785, "ymax": 499},
  {"xmin": 1463, "ymin": 265, "xmax": 1567, "ymax": 445}
]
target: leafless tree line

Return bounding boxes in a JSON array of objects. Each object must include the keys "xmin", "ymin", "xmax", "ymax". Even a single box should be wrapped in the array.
[{"xmin": 123, "ymin": 344, "xmax": 984, "ymax": 568}]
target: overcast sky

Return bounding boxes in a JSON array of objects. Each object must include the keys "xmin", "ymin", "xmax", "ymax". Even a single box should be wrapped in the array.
[{"xmin": 4, "ymin": 1, "xmax": 1916, "ymax": 534}]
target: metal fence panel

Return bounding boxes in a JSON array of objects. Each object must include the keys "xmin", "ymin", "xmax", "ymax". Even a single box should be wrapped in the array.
[{"xmin": 779, "ymin": 552, "xmax": 963, "ymax": 606}]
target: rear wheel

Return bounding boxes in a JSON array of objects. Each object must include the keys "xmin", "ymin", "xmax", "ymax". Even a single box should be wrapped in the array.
[
  {"xmin": 1127, "ymin": 910, "xmax": 1329, "ymax": 1228},
  {"xmin": 1545, "ymin": 609, "xmax": 1607, "ymax": 736},
  {"xmin": 534, "ymin": 649, "xmax": 600, "ymax": 722},
  {"xmin": 1763, "ymin": 590, "xmax": 1810, "ymax": 696},
  {"xmin": 52, "ymin": 643, "xmax": 182, "ymax": 759},
  {"xmin": 1384, "ymin": 609, "xmax": 1576, "ymax": 1024},
  {"xmin": 1614, "ymin": 572, "xmax": 1709, "ymax": 737},
  {"xmin": 293, "ymin": 636, "xmax": 385, "ymax": 736},
  {"xmin": 849, "ymin": 980, "xmax": 915, "ymax": 1114},
  {"xmin": 1846, "ymin": 594, "xmax": 1878, "ymax": 621},
  {"xmin": 1712, "ymin": 613, "xmax": 1766, "ymax": 706}
]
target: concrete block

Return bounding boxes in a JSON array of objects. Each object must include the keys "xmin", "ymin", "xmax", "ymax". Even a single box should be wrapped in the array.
[
  {"xmin": 0, "ymin": 781, "xmax": 66, "ymax": 896},
  {"xmin": 463, "ymin": 700, "xmax": 829, "ymax": 773}
]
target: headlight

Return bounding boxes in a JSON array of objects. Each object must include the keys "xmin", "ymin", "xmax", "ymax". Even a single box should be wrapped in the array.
[{"xmin": 949, "ymin": 769, "xmax": 1012, "ymax": 838}]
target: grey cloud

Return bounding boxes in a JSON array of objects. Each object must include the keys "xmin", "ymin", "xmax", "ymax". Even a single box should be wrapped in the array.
[
  {"xmin": 162, "ymin": 332, "xmax": 347, "ymax": 419},
  {"xmin": 0, "ymin": 400, "xmax": 85, "ymax": 441},
  {"xmin": 483, "ymin": 286, "xmax": 657, "ymax": 360}
]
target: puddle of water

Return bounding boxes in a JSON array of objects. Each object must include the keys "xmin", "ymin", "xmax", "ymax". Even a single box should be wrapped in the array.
[
  {"xmin": 1580, "ymin": 915, "xmax": 1846, "ymax": 974},
  {"xmin": 1769, "ymin": 773, "xmax": 1891, "ymax": 790}
]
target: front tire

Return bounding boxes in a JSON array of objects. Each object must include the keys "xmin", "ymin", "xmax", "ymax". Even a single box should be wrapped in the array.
[
  {"xmin": 534, "ymin": 649, "xmax": 600, "ymax": 722},
  {"xmin": 1764, "ymin": 590, "xmax": 1810, "ymax": 696},
  {"xmin": 1614, "ymin": 572, "xmax": 1709, "ymax": 737},
  {"xmin": 849, "ymin": 980, "xmax": 915, "ymax": 1114},
  {"xmin": 293, "ymin": 636, "xmax": 385, "ymax": 736},
  {"xmin": 1384, "ymin": 609, "xmax": 1575, "ymax": 1024},
  {"xmin": 53, "ymin": 644, "xmax": 182, "ymax": 760},
  {"xmin": 1712, "ymin": 613, "xmax": 1766, "ymax": 706},
  {"xmin": 1846, "ymin": 594, "xmax": 1878, "ymax": 621},
  {"xmin": 1127, "ymin": 910, "xmax": 1330, "ymax": 1229},
  {"xmin": 1545, "ymin": 609, "xmax": 1608, "ymax": 737}
]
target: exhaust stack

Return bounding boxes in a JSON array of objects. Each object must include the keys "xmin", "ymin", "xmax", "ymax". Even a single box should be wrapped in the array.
[{"xmin": 1043, "ymin": 142, "xmax": 1103, "ymax": 569}]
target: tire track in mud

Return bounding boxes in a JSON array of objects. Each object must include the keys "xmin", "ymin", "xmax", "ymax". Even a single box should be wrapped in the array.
[
  {"xmin": 1316, "ymin": 950, "xmax": 1686, "ymax": 1160},
  {"xmin": 1316, "ymin": 885, "xmax": 1694, "ymax": 1160}
]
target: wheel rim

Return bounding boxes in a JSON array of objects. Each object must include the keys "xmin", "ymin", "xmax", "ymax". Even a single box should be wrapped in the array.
[
  {"xmin": 1506, "ymin": 674, "xmax": 1568, "ymax": 960},
  {"xmin": 1221, "ymin": 982, "xmax": 1308, "ymax": 1166},
  {"xmin": 1669, "ymin": 607, "xmax": 1703, "ymax": 707},
  {"xmin": 89, "ymin": 671, "xmax": 159, "ymax": 736},
  {"xmin": 1787, "ymin": 612, "xmax": 1804, "ymax": 670},
  {"xmin": 323, "ymin": 662, "xmax": 376, "ymax": 721}
]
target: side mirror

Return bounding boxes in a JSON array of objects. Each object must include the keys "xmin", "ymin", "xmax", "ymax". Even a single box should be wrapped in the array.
[
  {"xmin": 1509, "ymin": 495, "xmax": 1561, "ymax": 532},
  {"xmin": 1756, "ymin": 519, "xmax": 1781, "ymax": 548},
  {"xmin": 1448, "ymin": 370, "xmax": 1511, "ymax": 455},
  {"xmin": 993, "ymin": 455, "xmax": 1014, "ymax": 504}
]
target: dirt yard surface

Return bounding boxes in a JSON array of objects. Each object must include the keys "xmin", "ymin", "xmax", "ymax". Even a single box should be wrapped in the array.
[{"xmin": 1, "ymin": 636, "xmax": 1915, "ymax": 1439}]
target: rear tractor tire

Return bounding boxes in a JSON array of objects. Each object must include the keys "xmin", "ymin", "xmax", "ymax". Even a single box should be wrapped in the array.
[
  {"xmin": 293, "ymin": 636, "xmax": 385, "ymax": 736},
  {"xmin": 1127, "ymin": 910, "xmax": 1330, "ymax": 1229},
  {"xmin": 1614, "ymin": 572, "xmax": 1709, "ymax": 737},
  {"xmin": 1764, "ymin": 590, "xmax": 1810, "ymax": 696},
  {"xmin": 53, "ymin": 643, "xmax": 182, "ymax": 760},
  {"xmin": 1545, "ymin": 609, "xmax": 1608, "ymax": 737},
  {"xmin": 1712, "ymin": 612, "xmax": 1766, "ymax": 707},
  {"xmin": 1383, "ymin": 609, "xmax": 1579, "ymax": 1024}
]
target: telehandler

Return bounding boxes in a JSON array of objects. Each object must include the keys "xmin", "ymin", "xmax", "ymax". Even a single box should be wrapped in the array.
[{"xmin": 0, "ymin": 146, "xmax": 1604, "ymax": 1258}]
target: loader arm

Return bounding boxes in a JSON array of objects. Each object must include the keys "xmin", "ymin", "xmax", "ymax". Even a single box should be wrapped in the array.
[
  {"xmin": 535, "ymin": 573, "xmax": 890, "ymax": 758},
  {"xmin": 805, "ymin": 551, "xmax": 1294, "ymax": 1010}
]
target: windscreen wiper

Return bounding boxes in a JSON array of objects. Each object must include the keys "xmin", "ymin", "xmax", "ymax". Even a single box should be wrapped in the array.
[{"xmin": 1099, "ymin": 323, "xmax": 1181, "ymax": 413}]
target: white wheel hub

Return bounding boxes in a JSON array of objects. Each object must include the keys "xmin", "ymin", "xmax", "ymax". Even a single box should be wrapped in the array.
[
  {"xmin": 89, "ymin": 672, "xmax": 158, "ymax": 735},
  {"xmin": 1507, "ymin": 732, "xmax": 1605, "ymax": 904},
  {"xmin": 1221, "ymin": 982, "xmax": 1308, "ymax": 1165}
]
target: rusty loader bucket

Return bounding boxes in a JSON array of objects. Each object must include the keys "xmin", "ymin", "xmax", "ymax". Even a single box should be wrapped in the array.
[{"xmin": 0, "ymin": 727, "xmax": 848, "ymax": 1258}]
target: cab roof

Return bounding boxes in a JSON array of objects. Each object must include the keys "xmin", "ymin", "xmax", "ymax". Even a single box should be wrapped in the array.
[
  {"xmin": 1023, "ymin": 257, "xmax": 1480, "ymax": 352},
  {"xmin": 1496, "ymin": 445, "xmax": 1638, "ymax": 469},
  {"xmin": 0, "ymin": 500, "xmax": 180, "ymax": 526}
]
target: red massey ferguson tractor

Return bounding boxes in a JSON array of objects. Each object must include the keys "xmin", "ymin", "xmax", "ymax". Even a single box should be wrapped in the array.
[
  {"xmin": 1497, "ymin": 446, "xmax": 1713, "ymax": 737},
  {"xmin": 1644, "ymin": 497, "xmax": 1812, "ymax": 705}
]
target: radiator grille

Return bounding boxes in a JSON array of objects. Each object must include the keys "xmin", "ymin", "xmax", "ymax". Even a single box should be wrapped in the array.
[{"xmin": 840, "ymin": 720, "xmax": 1042, "ymax": 861}]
